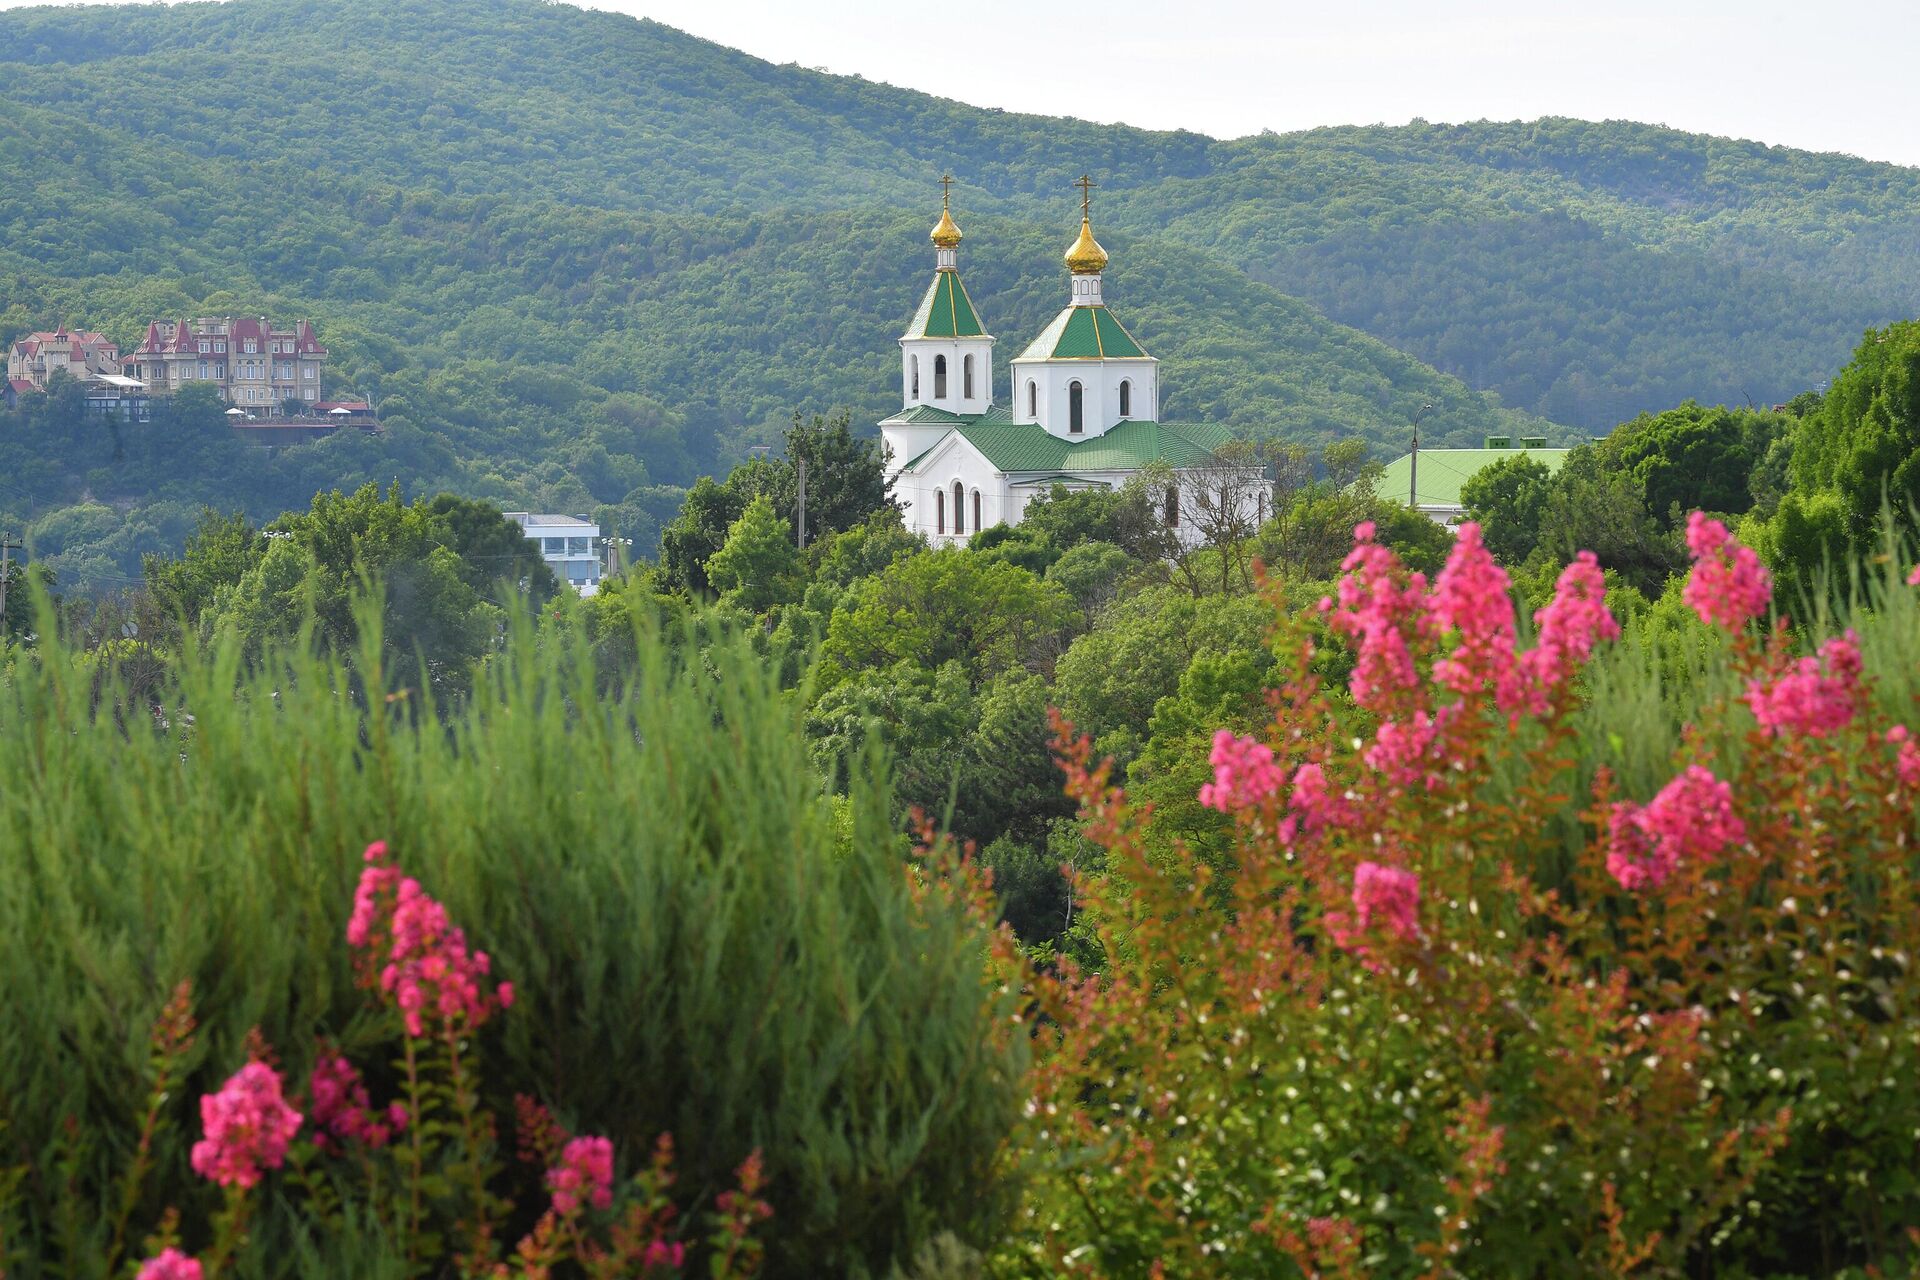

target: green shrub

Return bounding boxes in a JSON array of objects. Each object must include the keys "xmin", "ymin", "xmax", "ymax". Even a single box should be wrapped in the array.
[{"xmin": 0, "ymin": 593, "xmax": 1024, "ymax": 1278}]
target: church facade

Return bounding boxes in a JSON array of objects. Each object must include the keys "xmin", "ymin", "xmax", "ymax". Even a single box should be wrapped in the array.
[{"xmin": 880, "ymin": 183, "xmax": 1267, "ymax": 546}]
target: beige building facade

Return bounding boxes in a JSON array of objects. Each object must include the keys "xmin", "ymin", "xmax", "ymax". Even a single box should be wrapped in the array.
[
  {"xmin": 6, "ymin": 326, "xmax": 125, "ymax": 391},
  {"xmin": 126, "ymin": 316, "xmax": 327, "ymax": 408}
]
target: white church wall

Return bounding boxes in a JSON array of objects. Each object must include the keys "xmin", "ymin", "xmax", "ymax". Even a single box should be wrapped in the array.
[
  {"xmin": 899, "ymin": 333, "xmax": 995, "ymax": 415},
  {"xmin": 893, "ymin": 435, "xmax": 1008, "ymax": 543},
  {"xmin": 1012, "ymin": 356, "xmax": 1157, "ymax": 438}
]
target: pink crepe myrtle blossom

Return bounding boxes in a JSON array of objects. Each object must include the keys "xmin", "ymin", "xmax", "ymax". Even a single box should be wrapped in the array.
[
  {"xmin": 1325, "ymin": 861, "xmax": 1422, "ymax": 965},
  {"xmin": 1522, "ymin": 552, "xmax": 1620, "ymax": 691},
  {"xmin": 1606, "ymin": 765, "xmax": 1746, "ymax": 892},
  {"xmin": 1604, "ymin": 802, "xmax": 1675, "ymax": 892},
  {"xmin": 547, "ymin": 1135, "xmax": 616, "ymax": 1216},
  {"xmin": 1746, "ymin": 631, "xmax": 1863, "ymax": 738},
  {"xmin": 1889, "ymin": 726, "xmax": 1920, "ymax": 789},
  {"xmin": 1909, "ymin": 564, "xmax": 1920, "ymax": 587},
  {"xmin": 190, "ymin": 1060, "xmax": 304, "ymax": 1189},
  {"xmin": 1430, "ymin": 522, "xmax": 1522, "ymax": 702},
  {"xmin": 349, "ymin": 842, "xmax": 514, "ymax": 1037},
  {"xmin": 1363, "ymin": 712, "xmax": 1440, "ymax": 788},
  {"xmin": 642, "ymin": 1240, "xmax": 687, "ymax": 1270},
  {"xmin": 1682, "ymin": 513, "xmax": 1772, "ymax": 631},
  {"xmin": 309, "ymin": 1052, "xmax": 405, "ymax": 1152},
  {"xmin": 1198, "ymin": 730, "xmax": 1286, "ymax": 812},
  {"xmin": 136, "ymin": 1249, "xmax": 203, "ymax": 1280},
  {"xmin": 1279, "ymin": 761, "xmax": 1342, "ymax": 846},
  {"xmin": 1323, "ymin": 522, "xmax": 1431, "ymax": 711}
]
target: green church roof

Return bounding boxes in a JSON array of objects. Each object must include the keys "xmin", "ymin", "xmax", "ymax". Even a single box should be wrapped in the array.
[
  {"xmin": 903, "ymin": 269, "xmax": 985, "ymax": 339},
  {"xmin": 1014, "ymin": 305, "xmax": 1148, "ymax": 361},
  {"xmin": 903, "ymin": 416, "xmax": 1235, "ymax": 474},
  {"xmin": 1375, "ymin": 447, "xmax": 1572, "ymax": 509},
  {"xmin": 884, "ymin": 403, "xmax": 969, "ymax": 424}
]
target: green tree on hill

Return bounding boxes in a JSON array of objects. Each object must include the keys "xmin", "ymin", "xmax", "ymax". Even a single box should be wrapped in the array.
[
  {"xmin": 823, "ymin": 548, "xmax": 1070, "ymax": 689},
  {"xmin": 1773, "ymin": 320, "xmax": 1920, "ymax": 558},
  {"xmin": 707, "ymin": 494, "xmax": 803, "ymax": 615},
  {"xmin": 1460, "ymin": 453, "xmax": 1555, "ymax": 566},
  {"xmin": 1607, "ymin": 400, "xmax": 1773, "ymax": 527}
]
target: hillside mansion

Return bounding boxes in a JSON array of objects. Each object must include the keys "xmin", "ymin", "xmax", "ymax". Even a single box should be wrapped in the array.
[{"xmin": 6, "ymin": 316, "xmax": 327, "ymax": 409}]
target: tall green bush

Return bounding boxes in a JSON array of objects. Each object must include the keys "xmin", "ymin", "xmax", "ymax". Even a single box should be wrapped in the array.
[{"xmin": 0, "ymin": 593, "xmax": 1024, "ymax": 1278}]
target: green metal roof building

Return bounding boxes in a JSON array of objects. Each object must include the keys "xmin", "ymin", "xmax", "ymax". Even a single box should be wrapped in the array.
[{"xmin": 1375, "ymin": 438, "xmax": 1571, "ymax": 523}]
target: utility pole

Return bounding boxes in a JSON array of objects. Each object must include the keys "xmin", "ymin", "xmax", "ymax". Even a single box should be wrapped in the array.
[
  {"xmin": 1410, "ymin": 402, "xmax": 1434, "ymax": 509},
  {"xmin": 0, "ymin": 533, "xmax": 21, "ymax": 634},
  {"xmin": 795, "ymin": 455, "xmax": 808, "ymax": 551}
]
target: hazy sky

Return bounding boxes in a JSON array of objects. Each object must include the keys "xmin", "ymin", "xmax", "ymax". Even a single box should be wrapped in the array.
[
  {"xmin": 4, "ymin": 0, "xmax": 1916, "ymax": 166},
  {"xmin": 580, "ymin": 0, "xmax": 1920, "ymax": 167}
]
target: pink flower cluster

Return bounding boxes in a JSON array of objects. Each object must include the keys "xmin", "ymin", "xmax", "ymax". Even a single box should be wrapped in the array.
[
  {"xmin": 1606, "ymin": 765, "xmax": 1747, "ymax": 892},
  {"xmin": 1888, "ymin": 726, "xmax": 1920, "ymax": 788},
  {"xmin": 1325, "ymin": 861, "xmax": 1421, "ymax": 965},
  {"xmin": 1362, "ymin": 710, "xmax": 1440, "ymax": 788},
  {"xmin": 548, "ymin": 1134, "xmax": 616, "ymax": 1216},
  {"xmin": 643, "ymin": 1240, "xmax": 688, "ymax": 1270},
  {"xmin": 308, "ymin": 1052, "xmax": 407, "ymax": 1152},
  {"xmin": 1746, "ymin": 631, "xmax": 1862, "ymax": 738},
  {"xmin": 136, "ymin": 1249, "xmax": 203, "ymax": 1280},
  {"xmin": 1279, "ymin": 761, "xmax": 1341, "ymax": 846},
  {"xmin": 1430, "ymin": 523, "xmax": 1521, "ymax": 703},
  {"xmin": 1683, "ymin": 513, "xmax": 1772, "ymax": 631},
  {"xmin": 1522, "ymin": 552, "xmax": 1621, "ymax": 689},
  {"xmin": 348, "ymin": 842, "xmax": 514, "ymax": 1038},
  {"xmin": 1322, "ymin": 522, "xmax": 1431, "ymax": 711},
  {"xmin": 189, "ymin": 1060, "xmax": 304, "ymax": 1190},
  {"xmin": 1198, "ymin": 730, "xmax": 1286, "ymax": 812},
  {"xmin": 1199, "ymin": 738, "xmax": 1350, "ymax": 846}
]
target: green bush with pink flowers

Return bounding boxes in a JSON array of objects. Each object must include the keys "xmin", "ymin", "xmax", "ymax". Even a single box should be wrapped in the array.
[
  {"xmin": 998, "ymin": 516, "xmax": 1920, "ymax": 1278},
  {"xmin": 6, "ymin": 512, "xmax": 1920, "ymax": 1279}
]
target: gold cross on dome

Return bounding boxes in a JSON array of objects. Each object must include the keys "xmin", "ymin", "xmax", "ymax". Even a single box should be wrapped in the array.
[
  {"xmin": 939, "ymin": 173, "xmax": 955, "ymax": 210},
  {"xmin": 1074, "ymin": 174, "xmax": 1096, "ymax": 218}
]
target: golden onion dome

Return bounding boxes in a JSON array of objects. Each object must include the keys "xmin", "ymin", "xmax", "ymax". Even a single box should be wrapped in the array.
[
  {"xmin": 1065, "ymin": 215, "xmax": 1108, "ymax": 275},
  {"xmin": 930, "ymin": 204, "xmax": 962, "ymax": 250}
]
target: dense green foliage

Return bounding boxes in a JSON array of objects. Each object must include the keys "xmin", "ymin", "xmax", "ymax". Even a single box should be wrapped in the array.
[
  {"xmin": 1753, "ymin": 320, "xmax": 1920, "ymax": 589},
  {"xmin": 7, "ymin": 0, "xmax": 1917, "ymax": 588},
  {"xmin": 0, "ymin": 602, "xmax": 1022, "ymax": 1278}
]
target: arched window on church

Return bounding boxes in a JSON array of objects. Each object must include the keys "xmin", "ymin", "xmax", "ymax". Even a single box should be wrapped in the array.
[
  {"xmin": 934, "ymin": 354, "xmax": 948, "ymax": 399},
  {"xmin": 963, "ymin": 354, "xmax": 975, "ymax": 400},
  {"xmin": 972, "ymin": 488, "xmax": 982, "ymax": 533},
  {"xmin": 1026, "ymin": 380, "xmax": 1037, "ymax": 419},
  {"xmin": 911, "ymin": 356, "xmax": 920, "ymax": 399},
  {"xmin": 935, "ymin": 487, "xmax": 945, "ymax": 535},
  {"xmin": 953, "ymin": 481, "xmax": 966, "ymax": 534},
  {"xmin": 1068, "ymin": 381, "xmax": 1084, "ymax": 434},
  {"xmin": 1164, "ymin": 484, "xmax": 1180, "ymax": 528},
  {"xmin": 1119, "ymin": 379, "xmax": 1132, "ymax": 418}
]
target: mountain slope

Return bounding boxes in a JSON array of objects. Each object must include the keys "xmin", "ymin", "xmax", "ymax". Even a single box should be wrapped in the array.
[{"xmin": 2, "ymin": 0, "xmax": 1916, "ymax": 586}]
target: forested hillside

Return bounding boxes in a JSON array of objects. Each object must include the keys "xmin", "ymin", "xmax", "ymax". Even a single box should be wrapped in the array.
[{"xmin": 1, "ymin": 0, "xmax": 1914, "ymax": 585}]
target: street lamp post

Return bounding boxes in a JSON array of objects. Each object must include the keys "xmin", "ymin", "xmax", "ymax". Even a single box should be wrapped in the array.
[{"xmin": 1410, "ymin": 402, "xmax": 1435, "ymax": 509}]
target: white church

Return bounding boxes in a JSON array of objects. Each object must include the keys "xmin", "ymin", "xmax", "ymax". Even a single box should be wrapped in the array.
[{"xmin": 880, "ymin": 180, "xmax": 1267, "ymax": 545}]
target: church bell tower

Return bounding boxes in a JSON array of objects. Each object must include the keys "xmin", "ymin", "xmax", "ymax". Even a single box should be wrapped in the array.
[{"xmin": 897, "ymin": 176, "xmax": 995, "ymax": 416}]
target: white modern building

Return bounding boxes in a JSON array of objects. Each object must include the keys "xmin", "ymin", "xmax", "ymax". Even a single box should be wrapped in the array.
[
  {"xmin": 881, "ymin": 183, "xmax": 1266, "ymax": 545},
  {"xmin": 505, "ymin": 512, "xmax": 602, "ymax": 596}
]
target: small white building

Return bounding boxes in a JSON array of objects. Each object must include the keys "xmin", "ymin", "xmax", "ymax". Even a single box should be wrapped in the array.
[
  {"xmin": 505, "ymin": 512, "xmax": 602, "ymax": 596},
  {"xmin": 881, "ymin": 185, "xmax": 1266, "ymax": 546}
]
